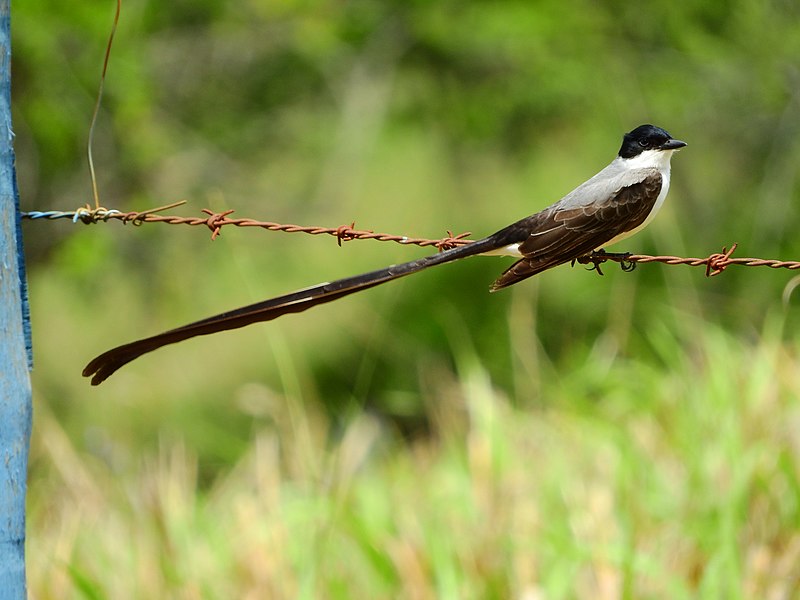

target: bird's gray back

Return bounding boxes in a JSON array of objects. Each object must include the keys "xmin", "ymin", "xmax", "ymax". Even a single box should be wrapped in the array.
[{"xmin": 554, "ymin": 160, "xmax": 660, "ymax": 211}]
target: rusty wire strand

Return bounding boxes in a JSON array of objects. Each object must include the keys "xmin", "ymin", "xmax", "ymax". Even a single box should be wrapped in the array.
[
  {"xmin": 20, "ymin": 206, "xmax": 800, "ymax": 276},
  {"xmin": 575, "ymin": 243, "xmax": 800, "ymax": 277},
  {"xmin": 22, "ymin": 205, "xmax": 475, "ymax": 250},
  {"xmin": 87, "ymin": 0, "xmax": 122, "ymax": 210}
]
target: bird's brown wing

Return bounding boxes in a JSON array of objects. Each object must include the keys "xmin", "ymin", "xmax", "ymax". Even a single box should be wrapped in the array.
[{"xmin": 491, "ymin": 172, "xmax": 662, "ymax": 290}]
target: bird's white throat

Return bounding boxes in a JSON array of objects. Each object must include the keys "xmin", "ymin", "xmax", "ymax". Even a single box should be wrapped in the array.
[{"xmin": 618, "ymin": 148, "xmax": 677, "ymax": 172}]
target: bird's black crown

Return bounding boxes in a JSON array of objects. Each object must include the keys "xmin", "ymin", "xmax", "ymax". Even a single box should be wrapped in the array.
[{"xmin": 619, "ymin": 124, "xmax": 675, "ymax": 159}]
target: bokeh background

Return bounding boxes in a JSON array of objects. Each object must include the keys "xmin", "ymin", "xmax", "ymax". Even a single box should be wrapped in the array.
[{"xmin": 13, "ymin": 0, "xmax": 800, "ymax": 597}]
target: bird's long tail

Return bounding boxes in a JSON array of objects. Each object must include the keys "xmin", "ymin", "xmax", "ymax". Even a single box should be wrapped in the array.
[{"xmin": 83, "ymin": 236, "xmax": 504, "ymax": 385}]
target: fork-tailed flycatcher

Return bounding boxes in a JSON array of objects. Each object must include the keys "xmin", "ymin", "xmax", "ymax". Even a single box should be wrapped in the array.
[{"xmin": 84, "ymin": 124, "xmax": 686, "ymax": 385}]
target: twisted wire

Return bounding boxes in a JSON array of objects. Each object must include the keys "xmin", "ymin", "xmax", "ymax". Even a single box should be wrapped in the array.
[{"xmin": 21, "ymin": 206, "xmax": 800, "ymax": 275}]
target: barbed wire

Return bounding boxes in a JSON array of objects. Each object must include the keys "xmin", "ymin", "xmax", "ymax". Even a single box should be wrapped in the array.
[
  {"xmin": 21, "ymin": 203, "xmax": 475, "ymax": 249},
  {"xmin": 21, "ymin": 203, "xmax": 800, "ymax": 277},
  {"xmin": 575, "ymin": 245, "xmax": 800, "ymax": 277}
]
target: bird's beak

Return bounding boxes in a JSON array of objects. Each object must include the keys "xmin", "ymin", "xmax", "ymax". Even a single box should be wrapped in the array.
[{"xmin": 661, "ymin": 138, "xmax": 687, "ymax": 150}]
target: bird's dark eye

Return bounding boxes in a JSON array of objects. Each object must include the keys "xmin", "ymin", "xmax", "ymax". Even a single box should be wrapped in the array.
[{"xmin": 638, "ymin": 139, "xmax": 649, "ymax": 148}]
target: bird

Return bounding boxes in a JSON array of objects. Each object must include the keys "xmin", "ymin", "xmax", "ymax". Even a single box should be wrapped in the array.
[{"xmin": 83, "ymin": 124, "xmax": 686, "ymax": 385}]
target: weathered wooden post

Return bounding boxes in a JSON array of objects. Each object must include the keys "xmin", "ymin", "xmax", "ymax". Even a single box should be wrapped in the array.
[{"xmin": 0, "ymin": 0, "xmax": 33, "ymax": 597}]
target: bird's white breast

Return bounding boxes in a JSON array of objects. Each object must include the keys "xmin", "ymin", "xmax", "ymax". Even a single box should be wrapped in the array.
[{"xmin": 603, "ymin": 149, "xmax": 674, "ymax": 247}]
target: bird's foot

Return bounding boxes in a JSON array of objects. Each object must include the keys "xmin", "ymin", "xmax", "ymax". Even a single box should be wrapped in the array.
[{"xmin": 574, "ymin": 249, "xmax": 636, "ymax": 276}]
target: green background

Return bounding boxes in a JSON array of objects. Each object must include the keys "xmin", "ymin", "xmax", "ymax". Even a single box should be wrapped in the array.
[{"xmin": 14, "ymin": 0, "xmax": 800, "ymax": 597}]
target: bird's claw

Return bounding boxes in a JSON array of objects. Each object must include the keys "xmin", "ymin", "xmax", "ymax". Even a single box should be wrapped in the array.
[{"xmin": 574, "ymin": 250, "xmax": 636, "ymax": 276}]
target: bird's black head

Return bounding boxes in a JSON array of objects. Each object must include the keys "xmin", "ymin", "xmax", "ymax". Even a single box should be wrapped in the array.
[{"xmin": 618, "ymin": 124, "xmax": 687, "ymax": 159}]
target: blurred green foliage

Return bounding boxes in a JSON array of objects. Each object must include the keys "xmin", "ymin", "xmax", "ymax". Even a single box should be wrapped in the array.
[
  {"xmin": 27, "ymin": 313, "xmax": 800, "ymax": 598},
  {"xmin": 14, "ymin": 0, "xmax": 800, "ymax": 428}
]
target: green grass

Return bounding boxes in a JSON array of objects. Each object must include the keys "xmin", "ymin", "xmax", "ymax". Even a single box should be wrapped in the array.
[{"xmin": 27, "ymin": 313, "xmax": 800, "ymax": 599}]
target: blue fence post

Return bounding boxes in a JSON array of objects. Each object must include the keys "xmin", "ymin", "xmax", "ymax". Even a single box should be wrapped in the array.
[{"xmin": 0, "ymin": 0, "xmax": 33, "ymax": 598}]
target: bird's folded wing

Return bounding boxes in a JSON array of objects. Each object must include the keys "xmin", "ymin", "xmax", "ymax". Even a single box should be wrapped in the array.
[{"xmin": 491, "ymin": 171, "xmax": 662, "ymax": 290}]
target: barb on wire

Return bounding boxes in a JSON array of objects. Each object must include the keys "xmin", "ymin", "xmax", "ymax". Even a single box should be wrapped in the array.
[{"xmin": 20, "ymin": 205, "xmax": 800, "ymax": 275}]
